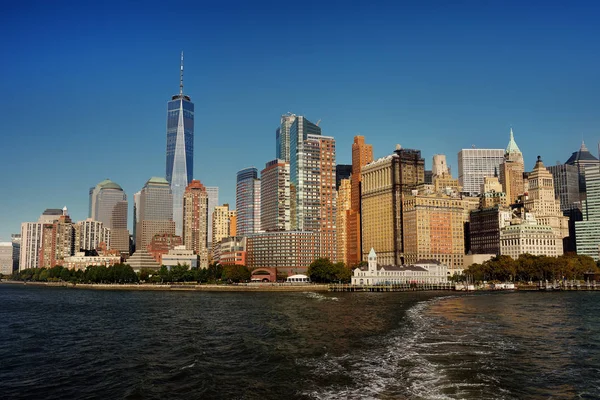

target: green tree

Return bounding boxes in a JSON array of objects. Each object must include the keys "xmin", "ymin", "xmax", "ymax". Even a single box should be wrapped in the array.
[
  {"xmin": 222, "ymin": 265, "xmax": 251, "ymax": 283},
  {"xmin": 60, "ymin": 268, "xmax": 71, "ymax": 282},
  {"xmin": 308, "ymin": 258, "xmax": 337, "ymax": 283}
]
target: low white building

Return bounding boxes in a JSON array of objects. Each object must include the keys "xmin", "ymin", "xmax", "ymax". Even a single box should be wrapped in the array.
[
  {"xmin": 500, "ymin": 214, "xmax": 562, "ymax": 259},
  {"xmin": 62, "ymin": 252, "xmax": 121, "ymax": 271},
  {"xmin": 352, "ymin": 248, "xmax": 448, "ymax": 285},
  {"xmin": 162, "ymin": 246, "xmax": 198, "ymax": 269}
]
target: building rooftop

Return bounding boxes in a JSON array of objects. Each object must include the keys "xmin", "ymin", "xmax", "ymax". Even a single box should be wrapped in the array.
[
  {"xmin": 566, "ymin": 141, "xmax": 599, "ymax": 164},
  {"xmin": 505, "ymin": 128, "xmax": 522, "ymax": 155},
  {"xmin": 147, "ymin": 176, "xmax": 169, "ymax": 185},
  {"xmin": 96, "ymin": 178, "xmax": 123, "ymax": 191}
]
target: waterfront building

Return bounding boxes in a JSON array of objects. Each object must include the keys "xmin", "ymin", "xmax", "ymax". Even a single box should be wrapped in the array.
[
  {"xmin": 183, "ymin": 180, "xmax": 208, "ymax": 269},
  {"xmin": 147, "ymin": 233, "xmax": 182, "ymax": 264},
  {"xmin": 137, "ymin": 177, "xmax": 175, "ymax": 250},
  {"xmin": 89, "ymin": 178, "xmax": 129, "ymax": 256},
  {"xmin": 206, "ymin": 187, "xmax": 219, "ymax": 249},
  {"xmin": 565, "ymin": 141, "xmax": 600, "ymax": 199},
  {"xmin": 236, "ymin": 167, "xmax": 261, "ymax": 236},
  {"xmin": 351, "ymin": 249, "xmax": 448, "ymax": 285},
  {"xmin": 361, "ymin": 145, "xmax": 425, "ymax": 265},
  {"xmin": 0, "ymin": 241, "xmax": 19, "ymax": 275},
  {"xmin": 162, "ymin": 246, "xmax": 198, "ymax": 269},
  {"xmin": 336, "ymin": 179, "xmax": 351, "ymax": 265},
  {"xmin": 499, "ymin": 129, "xmax": 525, "ymax": 204},
  {"xmin": 211, "ymin": 204, "xmax": 233, "ymax": 258},
  {"xmin": 166, "ymin": 52, "xmax": 194, "ymax": 236},
  {"xmin": 19, "ymin": 222, "xmax": 43, "ymax": 270},
  {"xmin": 500, "ymin": 213, "xmax": 562, "ymax": 259},
  {"xmin": 245, "ymin": 231, "xmax": 318, "ymax": 276},
  {"xmin": 276, "ymin": 112, "xmax": 297, "ymax": 162},
  {"xmin": 216, "ymin": 236, "xmax": 247, "ymax": 266},
  {"xmin": 402, "ymin": 194, "xmax": 466, "ymax": 274},
  {"xmin": 347, "ymin": 136, "xmax": 373, "ymax": 266},
  {"xmin": 547, "ymin": 163, "xmax": 580, "ymax": 212},
  {"xmin": 575, "ymin": 164, "xmax": 600, "ymax": 260},
  {"xmin": 523, "ymin": 156, "xmax": 569, "ymax": 249},
  {"xmin": 127, "ymin": 248, "xmax": 160, "ymax": 272},
  {"xmin": 260, "ymin": 159, "xmax": 290, "ymax": 231},
  {"xmin": 75, "ymin": 219, "xmax": 110, "ymax": 251},
  {"xmin": 458, "ymin": 148, "xmax": 505, "ymax": 196},
  {"xmin": 62, "ymin": 252, "xmax": 121, "ymax": 271},
  {"xmin": 39, "ymin": 208, "xmax": 75, "ymax": 268},
  {"xmin": 469, "ymin": 205, "xmax": 512, "ymax": 255},
  {"xmin": 335, "ymin": 164, "xmax": 352, "ymax": 190}
]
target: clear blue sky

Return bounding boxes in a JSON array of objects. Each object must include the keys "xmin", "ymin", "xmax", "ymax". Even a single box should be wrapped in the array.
[{"xmin": 1, "ymin": 0, "xmax": 599, "ymax": 240}]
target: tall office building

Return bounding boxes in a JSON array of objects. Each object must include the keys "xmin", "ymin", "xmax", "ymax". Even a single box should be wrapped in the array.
[
  {"xmin": 137, "ymin": 177, "xmax": 175, "ymax": 250},
  {"xmin": 458, "ymin": 148, "xmax": 504, "ymax": 196},
  {"xmin": 336, "ymin": 178, "xmax": 351, "ymax": 265},
  {"xmin": 499, "ymin": 129, "xmax": 525, "ymax": 204},
  {"xmin": 183, "ymin": 180, "xmax": 208, "ymax": 268},
  {"xmin": 212, "ymin": 204, "xmax": 233, "ymax": 257},
  {"xmin": 575, "ymin": 163, "xmax": 600, "ymax": 260},
  {"xmin": 166, "ymin": 52, "xmax": 194, "ymax": 236},
  {"xmin": 0, "ymin": 241, "xmax": 19, "ymax": 275},
  {"xmin": 76, "ymin": 219, "xmax": 110, "ymax": 251},
  {"xmin": 347, "ymin": 135, "xmax": 373, "ymax": 266},
  {"xmin": 206, "ymin": 187, "xmax": 219, "ymax": 249},
  {"xmin": 236, "ymin": 167, "xmax": 261, "ymax": 236},
  {"xmin": 361, "ymin": 145, "xmax": 425, "ymax": 265},
  {"xmin": 89, "ymin": 178, "xmax": 129, "ymax": 256},
  {"xmin": 276, "ymin": 113, "xmax": 297, "ymax": 162},
  {"xmin": 566, "ymin": 141, "xmax": 600, "ymax": 199},
  {"xmin": 260, "ymin": 159, "xmax": 290, "ymax": 232},
  {"xmin": 547, "ymin": 164, "xmax": 580, "ymax": 212},
  {"xmin": 523, "ymin": 156, "xmax": 569, "ymax": 250}
]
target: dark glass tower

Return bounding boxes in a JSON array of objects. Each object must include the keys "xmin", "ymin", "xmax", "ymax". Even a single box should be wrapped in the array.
[{"xmin": 166, "ymin": 52, "xmax": 194, "ymax": 236}]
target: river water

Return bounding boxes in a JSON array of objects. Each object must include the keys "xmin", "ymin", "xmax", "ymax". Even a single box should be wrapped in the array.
[{"xmin": 1, "ymin": 285, "xmax": 598, "ymax": 399}]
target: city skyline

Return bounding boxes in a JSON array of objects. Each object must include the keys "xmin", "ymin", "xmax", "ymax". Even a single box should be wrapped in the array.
[{"xmin": 2, "ymin": 1, "xmax": 600, "ymax": 240}]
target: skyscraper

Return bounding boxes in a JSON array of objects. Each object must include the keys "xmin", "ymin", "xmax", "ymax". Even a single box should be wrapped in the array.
[
  {"xmin": 457, "ymin": 148, "xmax": 505, "ymax": 196},
  {"xmin": 565, "ymin": 141, "xmax": 600, "ymax": 199},
  {"xmin": 166, "ymin": 52, "xmax": 194, "ymax": 236},
  {"xmin": 347, "ymin": 135, "xmax": 373, "ymax": 266},
  {"xmin": 499, "ymin": 129, "xmax": 525, "ymax": 204},
  {"xmin": 206, "ymin": 187, "xmax": 219, "ymax": 249},
  {"xmin": 547, "ymin": 163, "xmax": 580, "ymax": 212},
  {"xmin": 89, "ymin": 178, "xmax": 129, "ymax": 256},
  {"xmin": 276, "ymin": 113, "xmax": 297, "ymax": 162},
  {"xmin": 236, "ymin": 167, "xmax": 261, "ymax": 236},
  {"xmin": 183, "ymin": 180, "xmax": 208, "ymax": 269},
  {"xmin": 260, "ymin": 159, "xmax": 290, "ymax": 232},
  {"xmin": 575, "ymin": 163, "xmax": 600, "ymax": 260},
  {"xmin": 137, "ymin": 177, "xmax": 175, "ymax": 250},
  {"xmin": 336, "ymin": 178, "xmax": 351, "ymax": 265},
  {"xmin": 212, "ymin": 204, "xmax": 233, "ymax": 258}
]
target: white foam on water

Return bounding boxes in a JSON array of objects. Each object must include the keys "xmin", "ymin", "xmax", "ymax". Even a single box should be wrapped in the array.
[
  {"xmin": 303, "ymin": 292, "xmax": 340, "ymax": 301},
  {"xmin": 180, "ymin": 362, "xmax": 196, "ymax": 370}
]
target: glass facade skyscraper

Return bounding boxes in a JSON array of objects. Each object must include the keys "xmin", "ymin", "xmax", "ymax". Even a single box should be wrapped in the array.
[
  {"xmin": 236, "ymin": 167, "xmax": 261, "ymax": 237},
  {"xmin": 166, "ymin": 52, "xmax": 194, "ymax": 236}
]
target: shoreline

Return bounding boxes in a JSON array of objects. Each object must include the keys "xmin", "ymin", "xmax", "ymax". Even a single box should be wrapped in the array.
[{"xmin": 0, "ymin": 280, "xmax": 330, "ymax": 292}]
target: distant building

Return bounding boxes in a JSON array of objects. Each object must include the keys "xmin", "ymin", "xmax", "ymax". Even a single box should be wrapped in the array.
[
  {"xmin": 469, "ymin": 205, "xmax": 512, "ymax": 255},
  {"xmin": 75, "ymin": 219, "xmax": 110, "ymax": 251},
  {"xmin": 458, "ymin": 148, "xmax": 504, "ymax": 196},
  {"xmin": 499, "ymin": 129, "xmax": 525, "ymax": 204},
  {"xmin": 147, "ymin": 233, "xmax": 182, "ymax": 264},
  {"xmin": 236, "ymin": 167, "xmax": 261, "ymax": 236},
  {"xmin": 39, "ymin": 208, "xmax": 75, "ymax": 268},
  {"xmin": 89, "ymin": 178, "xmax": 129, "ymax": 256},
  {"xmin": 548, "ymin": 163, "xmax": 581, "ymax": 212},
  {"xmin": 347, "ymin": 136, "xmax": 373, "ymax": 266},
  {"xmin": 565, "ymin": 141, "xmax": 600, "ymax": 199},
  {"xmin": 276, "ymin": 113, "xmax": 297, "ymax": 162},
  {"xmin": 500, "ymin": 213, "xmax": 562, "ymax": 259},
  {"xmin": 137, "ymin": 177, "xmax": 175, "ymax": 251},
  {"xmin": 361, "ymin": 145, "xmax": 425, "ymax": 265},
  {"xmin": 575, "ymin": 164, "xmax": 600, "ymax": 261},
  {"xmin": 260, "ymin": 159, "xmax": 290, "ymax": 231},
  {"xmin": 335, "ymin": 164, "xmax": 352, "ymax": 190},
  {"xmin": 246, "ymin": 231, "xmax": 318, "ymax": 276},
  {"xmin": 162, "ymin": 246, "xmax": 198, "ymax": 269},
  {"xmin": 62, "ymin": 252, "xmax": 121, "ymax": 271},
  {"xmin": 336, "ymin": 179, "xmax": 351, "ymax": 265},
  {"xmin": 217, "ymin": 236, "xmax": 247, "ymax": 266},
  {"xmin": 0, "ymin": 242, "xmax": 19, "ymax": 275},
  {"xmin": 127, "ymin": 249, "xmax": 161, "ymax": 272},
  {"xmin": 206, "ymin": 187, "xmax": 219, "ymax": 249},
  {"xmin": 212, "ymin": 204, "xmax": 234, "ymax": 258},
  {"xmin": 183, "ymin": 180, "xmax": 209, "ymax": 269},
  {"xmin": 351, "ymin": 249, "xmax": 448, "ymax": 285},
  {"xmin": 166, "ymin": 52, "xmax": 194, "ymax": 237}
]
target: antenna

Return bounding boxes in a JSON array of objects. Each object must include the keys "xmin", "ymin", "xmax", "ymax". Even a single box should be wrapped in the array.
[{"xmin": 180, "ymin": 51, "xmax": 184, "ymax": 95}]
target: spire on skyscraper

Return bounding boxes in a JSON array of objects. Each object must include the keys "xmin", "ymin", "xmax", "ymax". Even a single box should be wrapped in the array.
[
  {"xmin": 180, "ymin": 51, "xmax": 184, "ymax": 96},
  {"xmin": 505, "ymin": 128, "xmax": 521, "ymax": 155}
]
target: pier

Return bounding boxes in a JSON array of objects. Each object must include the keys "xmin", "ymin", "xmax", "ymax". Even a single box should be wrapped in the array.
[
  {"xmin": 537, "ymin": 281, "xmax": 600, "ymax": 291},
  {"xmin": 329, "ymin": 283, "xmax": 455, "ymax": 292}
]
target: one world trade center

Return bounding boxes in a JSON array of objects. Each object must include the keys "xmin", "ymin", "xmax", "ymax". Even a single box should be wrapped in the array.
[{"xmin": 166, "ymin": 52, "xmax": 194, "ymax": 236}]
